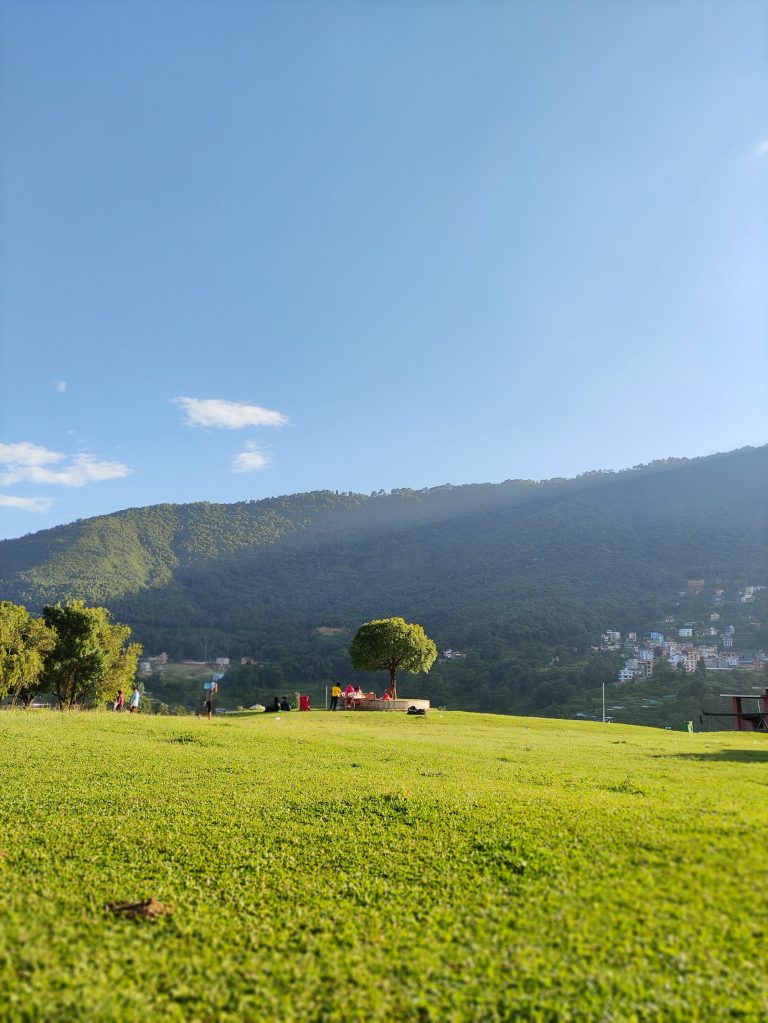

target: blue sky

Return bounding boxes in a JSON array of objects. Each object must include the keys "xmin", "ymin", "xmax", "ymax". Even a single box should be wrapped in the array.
[{"xmin": 1, "ymin": 0, "xmax": 766, "ymax": 541}]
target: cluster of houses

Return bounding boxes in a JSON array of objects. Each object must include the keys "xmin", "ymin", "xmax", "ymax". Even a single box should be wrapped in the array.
[
  {"xmin": 138, "ymin": 652, "xmax": 168, "ymax": 675},
  {"xmin": 138, "ymin": 653, "xmax": 234, "ymax": 674},
  {"xmin": 602, "ymin": 627, "xmax": 765, "ymax": 685},
  {"xmin": 600, "ymin": 584, "xmax": 766, "ymax": 683},
  {"xmin": 441, "ymin": 649, "xmax": 466, "ymax": 660}
]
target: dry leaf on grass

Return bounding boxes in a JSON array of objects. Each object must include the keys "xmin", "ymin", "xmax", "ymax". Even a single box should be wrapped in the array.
[{"xmin": 106, "ymin": 897, "xmax": 173, "ymax": 919}]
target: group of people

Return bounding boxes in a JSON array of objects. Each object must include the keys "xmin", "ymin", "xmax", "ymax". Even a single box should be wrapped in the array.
[
  {"xmin": 113, "ymin": 688, "xmax": 141, "ymax": 713},
  {"xmin": 265, "ymin": 696, "xmax": 292, "ymax": 713},
  {"xmin": 114, "ymin": 686, "xmax": 215, "ymax": 719},
  {"xmin": 329, "ymin": 683, "xmax": 393, "ymax": 710},
  {"xmin": 114, "ymin": 686, "xmax": 394, "ymax": 716}
]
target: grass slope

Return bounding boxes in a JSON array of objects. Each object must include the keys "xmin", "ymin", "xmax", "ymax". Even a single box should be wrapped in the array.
[{"xmin": 1, "ymin": 710, "xmax": 766, "ymax": 1022}]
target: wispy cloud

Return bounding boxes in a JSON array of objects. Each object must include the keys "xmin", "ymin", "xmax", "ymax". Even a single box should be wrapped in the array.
[
  {"xmin": 55, "ymin": 380, "xmax": 68, "ymax": 393},
  {"xmin": 757, "ymin": 139, "xmax": 768, "ymax": 156},
  {"xmin": 232, "ymin": 442, "xmax": 269, "ymax": 473},
  {"xmin": 0, "ymin": 494, "xmax": 53, "ymax": 512},
  {"xmin": 172, "ymin": 397, "xmax": 288, "ymax": 429},
  {"xmin": 0, "ymin": 441, "xmax": 65, "ymax": 467},
  {"xmin": 0, "ymin": 444, "xmax": 131, "ymax": 487}
]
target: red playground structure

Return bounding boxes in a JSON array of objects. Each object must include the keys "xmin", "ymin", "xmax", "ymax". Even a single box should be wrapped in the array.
[{"xmin": 704, "ymin": 688, "xmax": 768, "ymax": 731}]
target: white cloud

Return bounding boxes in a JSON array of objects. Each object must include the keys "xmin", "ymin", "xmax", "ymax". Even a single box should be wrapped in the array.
[
  {"xmin": 757, "ymin": 139, "xmax": 768, "ymax": 156},
  {"xmin": 55, "ymin": 380, "xmax": 67, "ymax": 393},
  {"xmin": 232, "ymin": 442, "xmax": 269, "ymax": 473},
  {"xmin": 172, "ymin": 397, "xmax": 288, "ymax": 429},
  {"xmin": 0, "ymin": 494, "xmax": 53, "ymax": 512},
  {"xmin": 0, "ymin": 442, "xmax": 65, "ymax": 467},
  {"xmin": 0, "ymin": 444, "xmax": 131, "ymax": 487}
]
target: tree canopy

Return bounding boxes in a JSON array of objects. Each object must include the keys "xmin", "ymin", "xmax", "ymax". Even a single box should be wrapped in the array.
[
  {"xmin": 41, "ymin": 601, "xmax": 142, "ymax": 709},
  {"xmin": 349, "ymin": 617, "xmax": 438, "ymax": 698},
  {"xmin": 0, "ymin": 601, "xmax": 56, "ymax": 705}
]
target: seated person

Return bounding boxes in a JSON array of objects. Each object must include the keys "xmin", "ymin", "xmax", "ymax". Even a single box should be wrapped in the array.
[
  {"xmin": 381, "ymin": 691, "xmax": 392, "ymax": 701},
  {"xmin": 265, "ymin": 696, "xmax": 281, "ymax": 713},
  {"xmin": 279, "ymin": 696, "xmax": 291, "ymax": 712}
]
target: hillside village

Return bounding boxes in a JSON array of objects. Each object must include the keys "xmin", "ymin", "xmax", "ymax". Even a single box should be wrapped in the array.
[{"xmin": 602, "ymin": 583, "xmax": 766, "ymax": 684}]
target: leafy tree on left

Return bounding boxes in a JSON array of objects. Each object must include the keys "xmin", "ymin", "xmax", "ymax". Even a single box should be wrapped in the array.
[
  {"xmin": 41, "ymin": 601, "xmax": 142, "ymax": 709},
  {"xmin": 0, "ymin": 601, "xmax": 56, "ymax": 706}
]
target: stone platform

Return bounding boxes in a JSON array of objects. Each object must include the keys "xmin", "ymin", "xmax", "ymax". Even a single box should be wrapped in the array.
[{"xmin": 352, "ymin": 698, "xmax": 430, "ymax": 712}]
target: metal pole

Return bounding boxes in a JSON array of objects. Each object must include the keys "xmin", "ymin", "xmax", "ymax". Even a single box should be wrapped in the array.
[
  {"xmin": 325, "ymin": 685, "xmax": 328, "ymax": 711},
  {"xmin": 602, "ymin": 681, "xmax": 606, "ymax": 723}
]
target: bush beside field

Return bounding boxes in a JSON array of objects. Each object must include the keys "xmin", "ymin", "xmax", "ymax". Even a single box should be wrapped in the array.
[{"xmin": 0, "ymin": 710, "xmax": 766, "ymax": 1022}]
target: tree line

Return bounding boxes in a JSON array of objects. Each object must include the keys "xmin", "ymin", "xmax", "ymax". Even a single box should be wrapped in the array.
[{"xmin": 0, "ymin": 600, "xmax": 141, "ymax": 709}]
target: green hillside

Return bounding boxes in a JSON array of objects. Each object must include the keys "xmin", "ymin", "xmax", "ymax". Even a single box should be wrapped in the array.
[
  {"xmin": 1, "ymin": 709, "xmax": 766, "ymax": 1022},
  {"xmin": 1, "ymin": 446, "xmax": 766, "ymax": 717}
]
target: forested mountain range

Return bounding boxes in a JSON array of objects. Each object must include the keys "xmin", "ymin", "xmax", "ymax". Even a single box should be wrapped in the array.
[{"xmin": 1, "ymin": 446, "xmax": 766, "ymax": 717}]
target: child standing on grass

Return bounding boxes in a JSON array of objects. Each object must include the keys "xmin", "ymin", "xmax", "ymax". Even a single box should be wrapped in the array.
[
  {"xmin": 113, "ymin": 689, "xmax": 125, "ymax": 712},
  {"xmin": 129, "ymin": 687, "xmax": 141, "ymax": 713}
]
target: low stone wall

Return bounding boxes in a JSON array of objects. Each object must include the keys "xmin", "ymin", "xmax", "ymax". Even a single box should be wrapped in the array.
[{"xmin": 353, "ymin": 698, "xmax": 430, "ymax": 712}]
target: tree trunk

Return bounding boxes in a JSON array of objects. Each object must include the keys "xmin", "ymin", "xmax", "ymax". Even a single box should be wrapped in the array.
[{"xmin": 387, "ymin": 666, "xmax": 397, "ymax": 701}]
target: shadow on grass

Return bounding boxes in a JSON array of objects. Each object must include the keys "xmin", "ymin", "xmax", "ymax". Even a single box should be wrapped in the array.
[{"xmin": 659, "ymin": 750, "xmax": 768, "ymax": 764}]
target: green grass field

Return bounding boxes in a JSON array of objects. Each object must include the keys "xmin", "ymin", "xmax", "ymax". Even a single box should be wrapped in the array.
[{"xmin": 1, "ymin": 709, "xmax": 766, "ymax": 1022}]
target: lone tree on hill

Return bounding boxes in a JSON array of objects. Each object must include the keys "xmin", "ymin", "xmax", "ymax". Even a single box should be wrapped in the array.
[{"xmin": 349, "ymin": 617, "xmax": 437, "ymax": 700}]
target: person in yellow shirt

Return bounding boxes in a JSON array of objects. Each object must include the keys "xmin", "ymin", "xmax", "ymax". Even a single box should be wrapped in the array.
[{"xmin": 330, "ymin": 683, "xmax": 342, "ymax": 711}]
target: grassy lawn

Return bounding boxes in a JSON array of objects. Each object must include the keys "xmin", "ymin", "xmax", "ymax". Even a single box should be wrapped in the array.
[{"xmin": 0, "ymin": 709, "xmax": 766, "ymax": 1022}]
